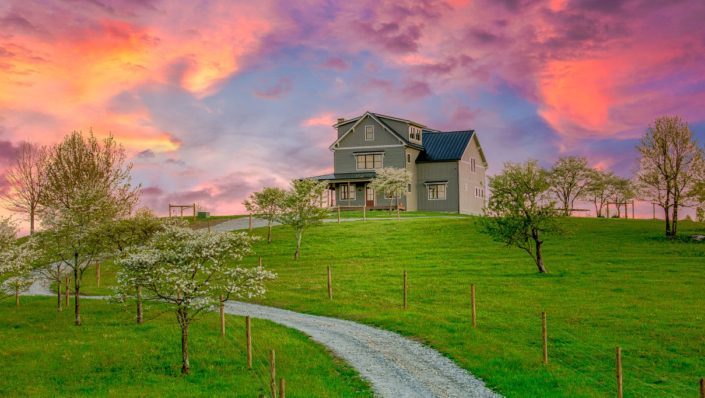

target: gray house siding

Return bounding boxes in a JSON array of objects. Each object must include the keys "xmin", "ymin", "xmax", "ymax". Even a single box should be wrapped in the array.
[
  {"xmin": 405, "ymin": 147, "xmax": 420, "ymax": 211},
  {"xmin": 337, "ymin": 116, "xmax": 402, "ymax": 148},
  {"xmin": 333, "ymin": 147, "xmax": 406, "ymax": 174},
  {"xmin": 416, "ymin": 161, "xmax": 459, "ymax": 212},
  {"xmin": 458, "ymin": 136, "xmax": 486, "ymax": 215}
]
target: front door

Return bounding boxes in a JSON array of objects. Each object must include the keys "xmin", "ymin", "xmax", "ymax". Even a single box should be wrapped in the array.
[{"xmin": 366, "ymin": 186, "xmax": 375, "ymax": 207}]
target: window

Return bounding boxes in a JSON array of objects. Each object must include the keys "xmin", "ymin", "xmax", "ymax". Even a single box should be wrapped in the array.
[
  {"xmin": 407, "ymin": 153, "xmax": 411, "ymax": 163},
  {"xmin": 384, "ymin": 190, "xmax": 395, "ymax": 199},
  {"xmin": 474, "ymin": 187, "xmax": 485, "ymax": 198},
  {"xmin": 356, "ymin": 153, "xmax": 383, "ymax": 170},
  {"xmin": 408, "ymin": 126, "xmax": 423, "ymax": 142},
  {"xmin": 427, "ymin": 183, "xmax": 447, "ymax": 200},
  {"xmin": 408, "ymin": 183, "xmax": 412, "ymax": 193},
  {"xmin": 471, "ymin": 158, "xmax": 476, "ymax": 172},
  {"xmin": 365, "ymin": 125, "xmax": 374, "ymax": 141},
  {"xmin": 340, "ymin": 184, "xmax": 356, "ymax": 200}
]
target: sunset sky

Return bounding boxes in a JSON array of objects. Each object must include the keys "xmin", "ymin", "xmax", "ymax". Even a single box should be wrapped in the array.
[{"xmin": 2, "ymin": 0, "xmax": 705, "ymax": 216}]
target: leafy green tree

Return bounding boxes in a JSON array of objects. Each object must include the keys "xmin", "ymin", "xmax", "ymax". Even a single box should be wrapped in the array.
[
  {"xmin": 278, "ymin": 179, "xmax": 329, "ymax": 260},
  {"xmin": 480, "ymin": 161, "xmax": 558, "ymax": 273},
  {"xmin": 549, "ymin": 156, "xmax": 592, "ymax": 216},
  {"xmin": 636, "ymin": 116, "xmax": 705, "ymax": 237},
  {"xmin": 243, "ymin": 187, "xmax": 286, "ymax": 243},
  {"xmin": 39, "ymin": 131, "xmax": 139, "ymax": 325},
  {"xmin": 115, "ymin": 226, "xmax": 275, "ymax": 374},
  {"xmin": 609, "ymin": 177, "xmax": 636, "ymax": 218},
  {"xmin": 369, "ymin": 167, "xmax": 413, "ymax": 218},
  {"xmin": 585, "ymin": 169, "xmax": 615, "ymax": 217}
]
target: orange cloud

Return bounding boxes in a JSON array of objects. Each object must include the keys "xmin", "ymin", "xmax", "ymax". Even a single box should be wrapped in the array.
[{"xmin": 302, "ymin": 113, "xmax": 336, "ymax": 127}]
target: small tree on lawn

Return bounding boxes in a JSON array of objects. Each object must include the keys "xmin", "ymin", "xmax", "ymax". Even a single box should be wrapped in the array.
[
  {"xmin": 39, "ymin": 131, "xmax": 139, "ymax": 325},
  {"xmin": 549, "ymin": 156, "xmax": 592, "ymax": 216},
  {"xmin": 1, "ymin": 142, "xmax": 47, "ymax": 235},
  {"xmin": 585, "ymin": 169, "xmax": 615, "ymax": 217},
  {"xmin": 609, "ymin": 177, "xmax": 636, "ymax": 218},
  {"xmin": 115, "ymin": 226, "xmax": 275, "ymax": 375},
  {"xmin": 243, "ymin": 187, "xmax": 287, "ymax": 243},
  {"xmin": 278, "ymin": 179, "xmax": 329, "ymax": 260},
  {"xmin": 479, "ymin": 160, "xmax": 559, "ymax": 273},
  {"xmin": 0, "ymin": 219, "xmax": 38, "ymax": 307},
  {"xmin": 369, "ymin": 167, "xmax": 413, "ymax": 218},
  {"xmin": 636, "ymin": 116, "xmax": 705, "ymax": 237}
]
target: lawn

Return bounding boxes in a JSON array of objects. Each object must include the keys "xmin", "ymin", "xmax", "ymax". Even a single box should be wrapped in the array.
[
  {"xmin": 0, "ymin": 297, "xmax": 372, "ymax": 397},
  {"xmin": 238, "ymin": 217, "xmax": 705, "ymax": 397}
]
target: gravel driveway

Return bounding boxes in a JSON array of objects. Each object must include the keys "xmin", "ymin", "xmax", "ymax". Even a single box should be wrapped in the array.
[{"xmin": 225, "ymin": 301, "xmax": 499, "ymax": 398}]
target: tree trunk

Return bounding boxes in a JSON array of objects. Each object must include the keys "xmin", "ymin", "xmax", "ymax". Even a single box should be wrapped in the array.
[
  {"xmin": 64, "ymin": 276, "xmax": 69, "ymax": 307},
  {"xmin": 179, "ymin": 310, "xmax": 190, "ymax": 375},
  {"xmin": 396, "ymin": 196, "xmax": 400, "ymax": 219},
  {"xmin": 671, "ymin": 203, "xmax": 679, "ymax": 237},
  {"xmin": 15, "ymin": 286, "xmax": 19, "ymax": 307},
  {"xmin": 74, "ymin": 252, "xmax": 81, "ymax": 326},
  {"xmin": 294, "ymin": 231, "xmax": 302, "ymax": 260},
  {"xmin": 532, "ymin": 229, "xmax": 548, "ymax": 273},
  {"xmin": 664, "ymin": 206, "xmax": 671, "ymax": 237},
  {"xmin": 136, "ymin": 286, "xmax": 143, "ymax": 324},
  {"xmin": 268, "ymin": 223, "xmax": 273, "ymax": 243},
  {"xmin": 29, "ymin": 207, "xmax": 35, "ymax": 235},
  {"xmin": 57, "ymin": 281, "xmax": 62, "ymax": 311}
]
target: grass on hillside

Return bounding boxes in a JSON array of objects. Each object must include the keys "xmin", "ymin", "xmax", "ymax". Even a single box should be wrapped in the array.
[
  {"xmin": 325, "ymin": 209, "xmax": 463, "ymax": 219},
  {"xmin": 237, "ymin": 217, "xmax": 705, "ymax": 397},
  {"xmin": 0, "ymin": 297, "xmax": 372, "ymax": 397}
]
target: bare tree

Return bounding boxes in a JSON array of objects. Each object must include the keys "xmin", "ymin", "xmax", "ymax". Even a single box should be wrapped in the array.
[
  {"xmin": 2, "ymin": 143, "xmax": 46, "ymax": 235},
  {"xmin": 549, "ymin": 156, "xmax": 592, "ymax": 216},
  {"xmin": 585, "ymin": 170, "xmax": 614, "ymax": 217},
  {"xmin": 39, "ymin": 131, "xmax": 139, "ymax": 325},
  {"xmin": 636, "ymin": 116, "xmax": 705, "ymax": 237}
]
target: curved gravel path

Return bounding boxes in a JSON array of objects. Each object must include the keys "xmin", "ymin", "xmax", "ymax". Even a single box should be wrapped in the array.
[{"xmin": 225, "ymin": 301, "xmax": 499, "ymax": 398}]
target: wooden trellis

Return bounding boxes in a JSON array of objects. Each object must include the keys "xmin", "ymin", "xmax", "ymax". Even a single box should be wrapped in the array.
[{"xmin": 168, "ymin": 203, "xmax": 196, "ymax": 220}]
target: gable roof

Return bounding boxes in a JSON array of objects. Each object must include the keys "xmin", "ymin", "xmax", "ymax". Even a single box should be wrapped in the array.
[
  {"xmin": 416, "ymin": 130, "xmax": 475, "ymax": 162},
  {"xmin": 329, "ymin": 111, "xmax": 426, "ymax": 151}
]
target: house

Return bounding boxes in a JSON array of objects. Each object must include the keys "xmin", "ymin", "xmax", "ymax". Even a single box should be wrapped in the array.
[{"xmin": 310, "ymin": 111, "xmax": 488, "ymax": 214}]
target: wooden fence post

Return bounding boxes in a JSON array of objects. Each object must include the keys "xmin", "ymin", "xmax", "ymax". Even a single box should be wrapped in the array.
[
  {"xmin": 96, "ymin": 262, "xmax": 101, "ymax": 288},
  {"xmin": 699, "ymin": 378, "xmax": 704, "ymax": 398},
  {"xmin": 327, "ymin": 266, "xmax": 333, "ymax": 300},
  {"xmin": 337, "ymin": 206, "xmax": 341, "ymax": 223},
  {"xmin": 259, "ymin": 257, "xmax": 263, "ymax": 268},
  {"xmin": 363, "ymin": 205, "xmax": 366, "ymax": 221},
  {"xmin": 219, "ymin": 295, "xmax": 225, "ymax": 337},
  {"xmin": 403, "ymin": 270, "xmax": 408, "ymax": 310},
  {"xmin": 246, "ymin": 316, "xmax": 252, "ymax": 369},
  {"xmin": 279, "ymin": 378, "xmax": 286, "ymax": 398},
  {"xmin": 542, "ymin": 311, "xmax": 548, "ymax": 365},
  {"xmin": 616, "ymin": 346, "xmax": 623, "ymax": 398},
  {"xmin": 270, "ymin": 349, "xmax": 277, "ymax": 398},
  {"xmin": 471, "ymin": 284, "xmax": 476, "ymax": 328},
  {"xmin": 136, "ymin": 286, "xmax": 143, "ymax": 324}
]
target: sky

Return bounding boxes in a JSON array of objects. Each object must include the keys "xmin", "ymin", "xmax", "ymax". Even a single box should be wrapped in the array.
[{"xmin": 2, "ymin": 0, "xmax": 705, "ymax": 218}]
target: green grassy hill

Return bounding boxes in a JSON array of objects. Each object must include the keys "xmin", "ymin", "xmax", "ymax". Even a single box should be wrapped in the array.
[
  {"xmin": 242, "ymin": 216, "xmax": 705, "ymax": 397},
  {"xmin": 0, "ymin": 297, "xmax": 371, "ymax": 397}
]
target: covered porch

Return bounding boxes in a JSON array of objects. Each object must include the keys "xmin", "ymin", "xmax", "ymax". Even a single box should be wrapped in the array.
[{"xmin": 310, "ymin": 172, "xmax": 405, "ymax": 210}]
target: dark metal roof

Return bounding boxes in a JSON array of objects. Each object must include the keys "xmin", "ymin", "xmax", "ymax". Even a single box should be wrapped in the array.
[
  {"xmin": 308, "ymin": 172, "xmax": 376, "ymax": 181},
  {"xmin": 416, "ymin": 130, "xmax": 475, "ymax": 162}
]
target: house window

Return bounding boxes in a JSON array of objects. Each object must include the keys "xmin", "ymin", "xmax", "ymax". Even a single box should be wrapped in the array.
[
  {"xmin": 408, "ymin": 183, "xmax": 412, "ymax": 193},
  {"xmin": 340, "ymin": 184, "xmax": 356, "ymax": 200},
  {"xmin": 385, "ymin": 190, "xmax": 395, "ymax": 199},
  {"xmin": 408, "ymin": 126, "xmax": 422, "ymax": 142},
  {"xmin": 355, "ymin": 153, "xmax": 383, "ymax": 170},
  {"xmin": 427, "ymin": 183, "xmax": 447, "ymax": 200},
  {"xmin": 407, "ymin": 154, "xmax": 411, "ymax": 163},
  {"xmin": 365, "ymin": 125, "xmax": 374, "ymax": 141},
  {"xmin": 471, "ymin": 158, "xmax": 476, "ymax": 172},
  {"xmin": 474, "ymin": 187, "xmax": 485, "ymax": 198}
]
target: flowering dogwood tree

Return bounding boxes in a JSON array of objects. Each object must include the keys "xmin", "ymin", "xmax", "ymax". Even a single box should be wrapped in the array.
[
  {"xmin": 278, "ymin": 179, "xmax": 329, "ymax": 260},
  {"xmin": 0, "ymin": 219, "xmax": 38, "ymax": 306},
  {"xmin": 115, "ymin": 225, "xmax": 276, "ymax": 375}
]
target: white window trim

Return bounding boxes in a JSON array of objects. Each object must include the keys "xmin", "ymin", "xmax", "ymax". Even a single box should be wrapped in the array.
[
  {"xmin": 365, "ymin": 125, "xmax": 374, "ymax": 141},
  {"xmin": 354, "ymin": 152, "xmax": 384, "ymax": 171},
  {"xmin": 425, "ymin": 182, "xmax": 448, "ymax": 201},
  {"xmin": 340, "ymin": 183, "xmax": 356, "ymax": 200}
]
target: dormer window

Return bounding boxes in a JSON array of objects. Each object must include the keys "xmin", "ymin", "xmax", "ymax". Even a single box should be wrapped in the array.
[
  {"xmin": 365, "ymin": 125, "xmax": 374, "ymax": 141},
  {"xmin": 408, "ymin": 126, "xmax": 422, "ymax": 143}
]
